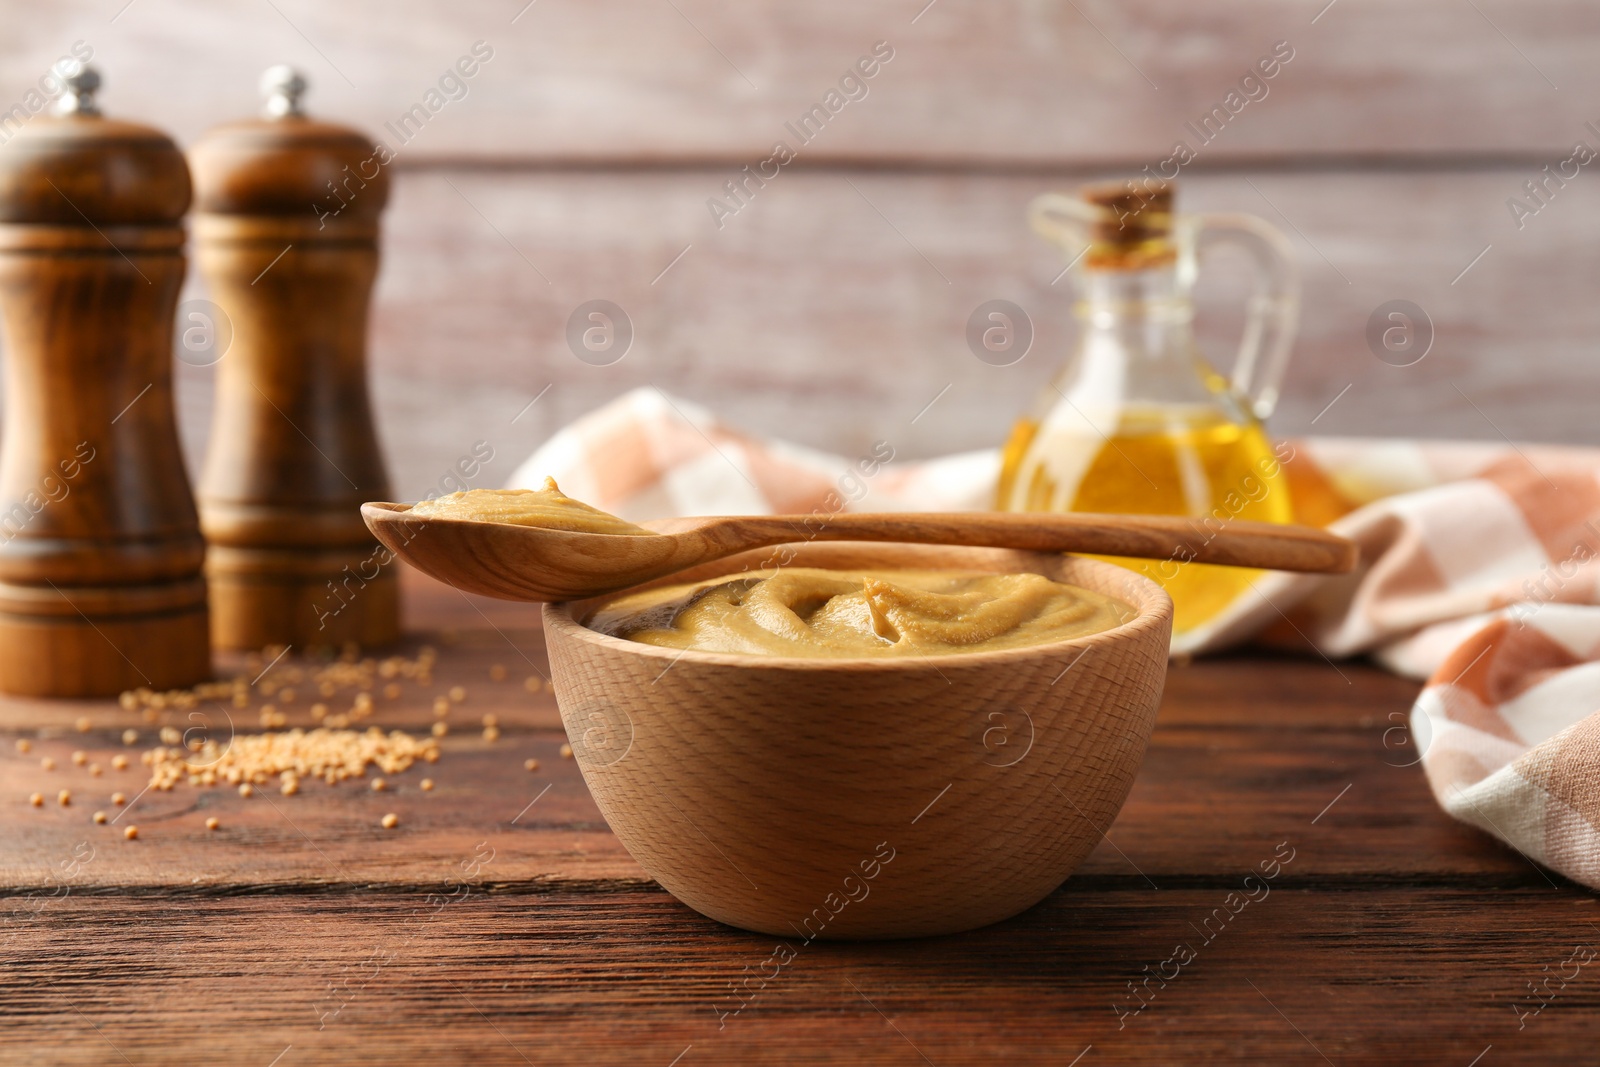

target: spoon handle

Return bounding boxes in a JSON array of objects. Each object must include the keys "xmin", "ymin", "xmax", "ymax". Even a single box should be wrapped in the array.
[{"xmin": 713, "ymin": 512, "xmax": 1357, "ymax": 575}]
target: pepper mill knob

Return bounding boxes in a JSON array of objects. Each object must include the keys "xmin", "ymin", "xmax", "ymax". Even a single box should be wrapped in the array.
[
  {"xmin": 54, "ymin": 65, "xmax": 101, "ymax": 116},
  {"xmin": 259, "ymin": 65, "xmax": 306, "ymax": 119}
]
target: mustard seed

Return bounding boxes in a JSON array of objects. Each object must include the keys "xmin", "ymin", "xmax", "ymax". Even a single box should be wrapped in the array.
[
  {"xmin": 482, "ymin": 726, "xmax": 500, "ymax": 742},
  {"xmin": 28, "ymin": 792, "xmax": 42, "ymax": 807},
  {"xmin": 278, "ymin": 688, "xmax": 296, "ymax": 704},
  {"xmin": 239, "ymin": 783, "xmax": 254, "ymax": 798},
  {"xmin": 420, "ymin": 778, "xmax": 434, "ymax": 791},
  {"xmin": 93, "ymin": 811, "xmax": 107, "ymax": 824},
  {"xmin": 124, "ymin": 826, "xmax": 138, "ymax": 840},
  {"xmin": 281, "ymin": 779, "xmax": 298, "ymax": 796},
  {"xmin": 75, "ymin": 717, "xmax": 91, "ymax": 733},
  {"xmin": 559, "ymin": 744, "xmax": 573, "ymax": 759},
  {"xmin": 121, "ymin": 729, "xmax": 139, "ymax": 746},
  {"xmin": 71, "ymin": 751, "xmax": 87, "ymax": 766},
  {"xmin": 431, "ymin": 722, "xmax": 448, "ymax": 737},
  {"xmin": 449, "ymin": 686, "xmax": 466, "ymax": 703},
  {"xmin": 383, "ymin": 683, "xmax": 401, "ymax": 700},
  {"xmin": 41, "ymin": 757, "xmax": 55, "ymax": 771},
  {"xmin": 15, "ymin": 739, "xmax": 31, "ymax": 754},
  {"xmin": 482, "ymin": 714, "xmax": 498, "ymax": 728},
  {"xmin": 58, "ymin": 789, "xmax": 70, "ymax": 806},
  {"xmin": 523, "ymin": 759, "xmax": 539, "ymax": 772},
  {"xmin": 112, "ymin": 792, "xmax": 127, "ymax": 806},
  {"xmin": 381, "ymin": 813, "xmax": 398, "ymax": 829},
  {"xmin": 111, "ymin": 754, "xmax": 129, "ymax": 771},
  {"xmin": 88, "ymin": 763, "xmax": 102, "ymax": 777},
  {"xmin": 205, "ymin": 817, "xmax": 220, "ymax": 830},
  {"xmin": 489, "ymin": 664, "xmax": 507, "ymax": 681},
  {"xmin": 432, "ymin": 696, "xmax": 450, "ymax": 717},
  {"xmin": 371, "ymin": 778, "xmax": 387, "ymax": 792},
  {"xmin": 524, "ymin": 676, "xmax": 541, "ymax": 692}
]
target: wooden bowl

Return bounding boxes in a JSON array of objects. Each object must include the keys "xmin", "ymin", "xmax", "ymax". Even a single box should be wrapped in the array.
[{"xmin": 542, "ymin": 542, "xmax": 1172, "ymax": 940}]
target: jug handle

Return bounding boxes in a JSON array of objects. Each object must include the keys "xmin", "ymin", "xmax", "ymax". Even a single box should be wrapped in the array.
[{"xmin": 1180, "ymin": 213, "xmax": 1300, "ymax": 421}]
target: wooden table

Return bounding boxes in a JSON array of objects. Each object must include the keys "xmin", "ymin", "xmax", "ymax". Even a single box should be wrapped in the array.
[{"xmin": 2, "ymin": 570, "xmax": 1593, "ymax": 1066}]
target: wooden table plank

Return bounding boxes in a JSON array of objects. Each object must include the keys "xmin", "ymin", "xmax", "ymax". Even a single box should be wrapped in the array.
[
  {"xmin": 5, "ymin": 889, "xmax": 1595, "ymax": 1065},
  {"xmin": 2, "ymin": 569, "xmax": 1595, "ymax": 1064}
]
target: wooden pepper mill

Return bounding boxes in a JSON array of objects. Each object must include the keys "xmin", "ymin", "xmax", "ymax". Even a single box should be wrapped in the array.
[
  {"xmin": 189, "ymin": 67, "xmax": 398, "ymax": 651},
  {"xmin": 0, "ymin": 68, "xmax": 211, "ymax": 697}
]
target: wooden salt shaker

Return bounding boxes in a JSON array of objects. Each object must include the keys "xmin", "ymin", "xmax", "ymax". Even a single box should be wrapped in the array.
[
  {"xmin": 0, "ymin": 68, "xmax": 211, "ymax": 697},
  {"xmin": 189, "ymin": 67, "xmax": 398, "ymax": 651}
]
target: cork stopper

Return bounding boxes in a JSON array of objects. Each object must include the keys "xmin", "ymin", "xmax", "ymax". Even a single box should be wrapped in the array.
[
  {"xmin": 188, "ymin": 68, "xmax": 389, "ymax": 226},
  {"xmin": 0, "ymin": 65, "xmax": 190, "ymax": 226},
  {"xmin": 1079, "ymin": 180, "xmax": 1175, "ymax": 269}
]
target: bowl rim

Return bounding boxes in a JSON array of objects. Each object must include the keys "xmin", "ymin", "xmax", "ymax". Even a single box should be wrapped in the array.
[{"xmin": 542, "ymin": 545, "xmax": 1173, "ymax": 673}]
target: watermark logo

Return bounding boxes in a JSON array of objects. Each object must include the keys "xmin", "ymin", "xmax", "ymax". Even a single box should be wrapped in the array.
[
  {"xmin": 1365, "ymin": 299, "xmax": 1432, "ymax": 367},
  {"xmin": 566, "ymin": 299, "xmax": 633, "ymax": 367},
  {"xmin": 180, "ymin": 706, "xmax": 236, "ymax": 769},
  {"xmin": 966, "ymin": 299, "xmax": 1033, "ymax": 367},
  {"xmin": 175, "ymin": 299, "xmax": 233, "ymax": 367},
  {"xmin": 980, "ymin": 705, "xmax": 1035, "ymax": 767},
  {"xmin": 1381, "ymin": 707, "xmax": 1432, "ymax": 768},
  {"xmin": 565, "ymin": 700, "xmax": 635, "ymax": 767}
]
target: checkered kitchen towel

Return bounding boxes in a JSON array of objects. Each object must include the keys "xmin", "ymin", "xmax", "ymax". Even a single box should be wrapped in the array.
[{"xmin": 510, "ymin": 388, "xmax": 1600, "ymax": 888}]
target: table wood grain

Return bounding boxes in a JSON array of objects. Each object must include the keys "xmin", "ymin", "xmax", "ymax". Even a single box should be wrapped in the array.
[{"xmin": 1, "ymin": 569, "xmax": 1594, "ymax": 1065}]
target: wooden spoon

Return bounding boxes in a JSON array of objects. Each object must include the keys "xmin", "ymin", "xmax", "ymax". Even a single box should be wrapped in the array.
[{"xmin": 361, "ymin": 502, "xmax": 1357, "ymax": 603}]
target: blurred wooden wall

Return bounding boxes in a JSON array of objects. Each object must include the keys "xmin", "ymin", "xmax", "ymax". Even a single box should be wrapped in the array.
[{"xmin": 4, "ymin": 0, "xmax": 1599, "ymax": 497}]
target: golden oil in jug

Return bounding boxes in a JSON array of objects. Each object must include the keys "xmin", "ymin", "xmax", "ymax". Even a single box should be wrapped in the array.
[{"xmin": 996, "ymin": 181, "xmax": 1301, "ymax": 648}]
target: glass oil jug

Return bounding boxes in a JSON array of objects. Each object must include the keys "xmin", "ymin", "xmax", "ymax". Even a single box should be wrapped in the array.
[{"xmin": 996, "ymin": 181, "xmax": 1300, "ymax": 648}]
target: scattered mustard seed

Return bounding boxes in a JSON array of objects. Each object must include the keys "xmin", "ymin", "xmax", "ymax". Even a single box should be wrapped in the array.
[
  {"xmin": 89, "ymin": 763, "xmax": 103, "ymax": 777},
  {"xmin": 482, "ymin": 726, "xmax": 500, "ymax": 742},
  {"xmin": 432, "ymin": 696, "xmax": 450, "ymax": 717},
  {"xmin": 28, "ymin": 792, "xmax": 42, "ymax": 807},
  {"xmin": 71, "ymin": 751, "xmax": 87, "ymax": 766},
  {"xmin": 121, "ymin": 729, "xmax": 138, "ymax": 746},
  {"xmin": 370, "ymin": 777, "xmax": 387, "ymax": 792},
  {"xmin": 111, "ymin": 754, "xmax": 129, "ymax": 771},
  {"xmin": 93, "ymin": 811, "xmax": 107, "ymax": 824},
  {"xmin": 40, "ymin": 757, "xmax": 55, "ymax": 771},
  {"xmin": 490, "ymin": 664, "xmax": 507, "ymax": 681},
  {"xmin": 112, "ymin": 792, "xmax": 127, "ymax": 806},
  {"xmin": 15, "ymin": 739, "xmax": 31, "ymax": 754},
  {"xmin": 559, "ymin": 743, "xmax": 573, "ymax": 760},
  {"xmin": 239, "ymin": 783, "xmax": 254, "ymax": 798},
  {"xmin": 448, "ymin": 686, "xmax": 466, "ymax": 703},
  {"xmin": 524, "ymin": 759, "xmax": 540, "ymax": 772},
  {"xmin": 431, "ymin": 722, "xmax": 448, "ymax": 737},
  {"xmin": 281, "ymin": 778, "xmax": 299, "ymax": 796},
  {"xmin": 384, "ymin": 683, "xmax": 401, "ymax": 700},
  {"xmin": 420, "ymin": 778, "xmax": 434, "ymax": 791},
  {"xmin": 58, "ymin": 789, "xmax": 71, "ymax": 806},
  {"xmin": 524, "ymin": 676, "xmax": 541, "ymax": 693},
  {"xmin": 124, "ymin": 826, "xmax": 138, "ymax": 840},
  {"xmin": 75, "ymin": 717, "xmax": 91, "ymax": 734},
  {"xmin": 205, "ymin": 817, "xmax": 220, "ymax": 831},
  {"xmin": 381, "ymin": 813, "xmax": 398, "ymax": 829}
]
